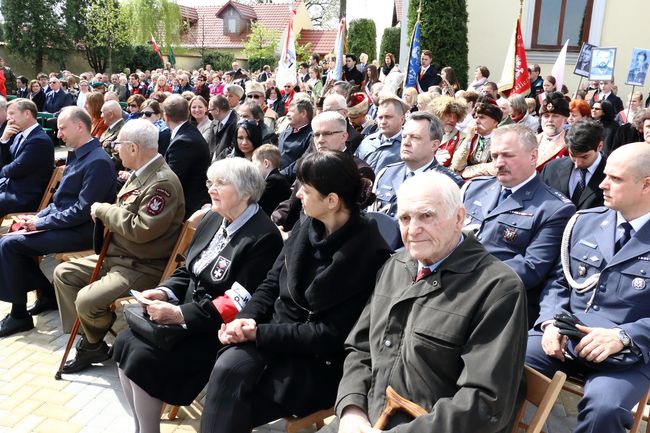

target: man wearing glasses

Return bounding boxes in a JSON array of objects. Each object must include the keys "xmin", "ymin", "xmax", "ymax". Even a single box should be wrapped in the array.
[
  {"xmin": 44, "ymin": 78, "xmax": 73, "ymax": 115},
  {"xmin": 245, "ymin": 81, "xmax": 277, "ymax": 132},
  {"xmin": 53, "ymin": 119, "xmax": 185, "ymax": 372},
  {"xmin": 591, "ymin": 80, "xmax": 624, "ymax": 114},
  {"xmin": 207, "ymin": 95, "xmax": 238, "ymax": 162}
]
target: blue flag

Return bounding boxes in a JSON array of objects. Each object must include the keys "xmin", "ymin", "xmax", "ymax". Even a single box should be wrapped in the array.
[{"xmin": 405, "ymin": 22, "xmax": 421, "ymax": 89}]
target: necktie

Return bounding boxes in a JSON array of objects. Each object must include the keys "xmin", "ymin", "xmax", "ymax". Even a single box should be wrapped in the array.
[
  {"xmin": 404, "ymin": 171, "xmax": 415, "ymax": 181},
  {"xmin": 12, "ymin": 133, "xmax": 23, "ymax": 154},
  {"xmin": 496, "ymin": 188, "xmax": 512, "ymax": 207},
  {"xmin": 124, "ymin": 172, "xmax": 137, "ymax": 188},
  {"xmin": 571, "ymin": 168, "xmax": 588, "ymax": 205},
  {"xmin": 615, "ymin": 222, "xmax": 633, "ymax": 254},
  {"xmin": 416, "ymin": 267, "xmax": 432, "ymax": 282}
]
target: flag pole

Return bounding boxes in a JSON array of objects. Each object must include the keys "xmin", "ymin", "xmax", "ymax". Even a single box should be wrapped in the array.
[
  {"xmin": 519, "ymin": 0, "xmax": 524, "ymax": 21},
  {"xmin": 625, "ymin": 84, "xmax": 636, "ymax": 122},
  {"xmin": 573, "ymin": 77, "xmax": 583, "ymax": 100}
]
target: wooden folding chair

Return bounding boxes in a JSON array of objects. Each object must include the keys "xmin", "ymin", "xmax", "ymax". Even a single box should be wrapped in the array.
[
  {"xmin": 284, "ymin": 408, "xmax": 335, "ymax": 433},
  {"xmin": 511, "ymin": 366, "xmax": 567, "ymax": 433},
  {"xmin": 562, "ymin": 375, "xmax": 650, "ymax": 433},
  {"xmin": 56, "ymin": 221, "xmax": 196, "ymax": 379}
]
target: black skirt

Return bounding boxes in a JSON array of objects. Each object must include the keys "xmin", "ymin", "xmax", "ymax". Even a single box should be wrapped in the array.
[{"xmin": 111, "ymin": 328, "xmax": 221, "ymax": 405}]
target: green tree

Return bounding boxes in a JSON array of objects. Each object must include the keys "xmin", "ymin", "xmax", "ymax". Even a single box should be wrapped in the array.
[
  {"xmin": 295, "ymin": 42, "xmax": 313, "ymax": 63},
  {"xmin": 243, "ymin": 22, "xmax": 280, "ymax": 59},
  {"xmin": 121, "ymin": 0, "xmax": 182, "ymax": 46},
  {"xmin": 83, "ymin": 0, "xmax": 131, "ymax": 73},
  {"xmin": 407, "ymin": 0, "xmax": 468, "ymax": 87},
  {"xmin": 202, "ymin": 52, "xmax": 235, "ymax": 71},
  {"xmin": 130, "ymin": 45, "xmax": 164, "ymax": 70},
  {"xmin": 380, "ymin": 27, "xmax": 401, "ymax": 61},
  {"xmin": 2, "ymin": 0, "xmax": 71, "ymax": 71},
  {"xmin": 346, "ymin": 19, "xmax": 376, "ymax": 60}
]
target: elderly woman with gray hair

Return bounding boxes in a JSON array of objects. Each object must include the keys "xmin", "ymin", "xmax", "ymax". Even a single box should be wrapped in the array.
[{"xmin": 111, "ymin": 157, "xmax": 284, "ymax": 433}]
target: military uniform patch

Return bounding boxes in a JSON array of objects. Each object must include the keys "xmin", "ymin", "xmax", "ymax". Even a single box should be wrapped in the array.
[
  {"xmin": 211, "ymin": 256, "xmax": 231, "ymax": 281},
  {"xmin": 632, "ymin": 278, "xmax": 646, "ymax": 290},
  {"xmin": 146, "ymin": 195, "xmax": 165, "ymax": 216},
  {"xmin": 503, "ymin": 227, "xmax": 517, "ymax": 243},
  {"xmin": 156, "ymin": 188, "xmax": 171, "ymax": 197}
]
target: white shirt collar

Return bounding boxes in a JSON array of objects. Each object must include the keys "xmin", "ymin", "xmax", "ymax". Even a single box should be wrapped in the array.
[
  {"xmin": 406, "ymin": 158, "xmax": 435, "ymax": 176},
  {"xmin": 220, "ymin": 110, "xmax": 233, "ymax": 126},
  {"xmin": 616, "ymin": 211, "xmax": 650, "ymax": 234},
  {"xmin": 583, "ymin": 152, "xmax": 602, "ymax": 176},
  {"xmin": 20, "ymin": 123, "xmax": 39, "ymax": 140},
  {"xmin": 170, "ymin": 121, "xmax": 187, "ymax": 140},
  {"xmin": 503, "ymin": 171, "xmax": 537, "ymax": 194},
  {"xmin": 108, "ymin": 119, "xmax": 122, "ymax": 130},
  {"xmin": 134, "ymin": 154, "xmax": 162, "ymax": 177}
]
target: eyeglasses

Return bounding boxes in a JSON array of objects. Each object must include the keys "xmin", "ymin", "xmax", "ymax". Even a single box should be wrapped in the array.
[
  {"xmin": 247, "ymin": 94, "xmax": 262, "ymax": 99},
  {"xmin": 113, "ymin": 140, "xmax": 135, "ymax": 150},
  {"xmin": 284, "ymin": 85, "xmax": 292, "ymax": 88},
  {"xmin": 128, "ymin": 104, "xmax": 138, "ymax": 108},
  {"xmin": 141, "ymin": 111, "xmax": 156, "ymax": 117},
  {"xmin": 49, "ymin": 81, "xmax": 57, "ymax": 85},
  {"xmin": 591, "ymin": 107, "xmax": 602, "ymax": 111},
  {"xmin": 313, "ymin": 131, "xmax": 345, "ymax": 138},
  {"xmin": 206, "ymin": 178, "xmax": 230, "ymax": 189}
]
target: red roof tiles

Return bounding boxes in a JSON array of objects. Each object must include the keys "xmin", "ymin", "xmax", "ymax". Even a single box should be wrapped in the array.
[{"xmin": 298, "ymin": 29, "xmax": 337, "ymax": 55}]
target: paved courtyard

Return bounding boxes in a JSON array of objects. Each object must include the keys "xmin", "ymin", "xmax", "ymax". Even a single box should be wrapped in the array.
[{"xmin": 0, "ymin": 253, "xmax": 647, "ymax": 432}]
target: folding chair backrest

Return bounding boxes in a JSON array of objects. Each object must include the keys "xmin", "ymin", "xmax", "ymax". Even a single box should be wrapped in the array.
[
  {"xmin": 160, "ymin": 222, "xmax": 196, "ymax": 282},
  {"xmin": 37, "ymin": 165, "xmax": 65, "ymax": 211}
]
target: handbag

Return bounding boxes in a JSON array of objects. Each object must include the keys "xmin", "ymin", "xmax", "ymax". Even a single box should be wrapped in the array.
[{"xmin": 123, "ymin": 304, "xmax": 187, "ymax": 351}]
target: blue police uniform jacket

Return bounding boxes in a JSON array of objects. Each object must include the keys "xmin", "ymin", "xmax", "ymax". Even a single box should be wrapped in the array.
[
  {"xmin": 537, "ymin": 207, "xmax": 650, "ymax": 374},
  {"xmin": 35, "ymin": 139, "xmax": 116, "ymax": 230},
  {"xmin": 463, "ymin": 174, "xmax": 575, "ymax": 293},
  {"xmin": 374, "ymin": 159, "xmax": 464, "ymax": 217},
  {"xmin": 354, "ymin": 131, "xmax": 402, "ymax": 174}
]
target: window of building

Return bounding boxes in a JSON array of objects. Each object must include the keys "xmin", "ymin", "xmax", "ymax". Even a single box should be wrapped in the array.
[
  {"xmin": 227, "ymin": 17, "xmax": 237, "ymax": 33},
  {"xmin": 531, "ymin": 0, "xmax": 594, "ymax": 51}
]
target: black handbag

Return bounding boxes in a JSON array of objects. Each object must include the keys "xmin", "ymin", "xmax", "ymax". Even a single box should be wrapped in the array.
[{"xmin": 123, "ymin": 304, "xmax": 187, "ymax": 351}]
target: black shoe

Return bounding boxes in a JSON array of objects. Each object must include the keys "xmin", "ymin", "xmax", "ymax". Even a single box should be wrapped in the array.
[
  {"xmin": 62, "ymin": 339, "xmax": 110, "ymax": 374},
  {"xmin": 27, "ymin": 297, "xmax": 58, "ymax": 316},
  {"xmin": 0, "ymin": 314, "xmax": 34, "ymax": 337}
]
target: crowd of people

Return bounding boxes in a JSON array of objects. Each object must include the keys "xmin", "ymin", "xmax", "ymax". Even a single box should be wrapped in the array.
[{"xmin": 0, "ymin": 48, "xmax": 648, "ymax": 433}]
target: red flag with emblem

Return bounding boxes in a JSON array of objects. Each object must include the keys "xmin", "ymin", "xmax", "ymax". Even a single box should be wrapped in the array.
[
  {"xmin": 150, "ymin": 33, "xmax": 164, "ymax": 62},
  {"xmin": 498, "ymin": 19, "xmax": 530, "ymax": 97}
]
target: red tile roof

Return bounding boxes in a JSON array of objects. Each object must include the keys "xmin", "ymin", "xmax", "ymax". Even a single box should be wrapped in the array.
[
  {"xmin": 179, "ymin": 5, "xmax": 198, "ymax": 23},
  {"xmin": 395, "ymin": 0, "xmax": 403, "ymax": 23},
  {"xmin": 180, "ymin": 2, "xmax": 301, "ymax": 50},
  {"xmin": 216, "ymin": 1, "xmax": 257, "ymax": 20},
  {"xmin": 298, "ymin": 29, "xmax": 337, "ymax": 56}
]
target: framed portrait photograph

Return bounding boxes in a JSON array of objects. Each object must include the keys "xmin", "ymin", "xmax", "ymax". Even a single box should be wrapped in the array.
[
  {"xmin": 574, "ymin": 43, "xmax": 595, "ymax": 78},
  {"xmin": 589, "ymin": 47, "xmax": 616, "ymax": 81},
  {"xmin": 625, "ymin": 47, "xmax": 650, "ymax": 87}
]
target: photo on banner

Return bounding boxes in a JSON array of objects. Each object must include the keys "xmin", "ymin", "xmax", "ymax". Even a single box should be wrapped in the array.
[
  {"xmin": 574, "ymin": 43, "xmax": 595, "ymax": 78},
  {"xmin": 626, "ymin": 48, "xmax": 650, "ymax": 87},
  {"xmin": 589, "ymin": 47, "xmax": 616, "ymax": 81}
]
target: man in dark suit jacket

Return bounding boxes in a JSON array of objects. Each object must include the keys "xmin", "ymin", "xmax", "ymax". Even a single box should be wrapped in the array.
[
  {"xmin": 0, "ymin": 99, "xmax": 54, "ymax": 215},
  {"xmin": 342, "ymin": 54, "xmax": 364, "ymax": 85},
  {"xmin": 590, "ymin": 80, "xmax": 624, "ymax": 113},
  {"xmin": 0, "ymin": 107, "xmax": 116, "ymax": 337},
  {"xmin": 163, "ymin": 94, "xmax": 211, "ymax": 218},
  {"xmin": 207, "ymin": 95, "xmax": 238, "ymax": 161},
  {"xmin": 44, "ymin": 77, "xmax": 72, "ymax": 114},
  {"xmin": 417, "ymin": 50, "xmax": 441, "ymax": 92},
  {"xmin": 541, "ymin": 119, "xmax": 607, "ymax": 211}
]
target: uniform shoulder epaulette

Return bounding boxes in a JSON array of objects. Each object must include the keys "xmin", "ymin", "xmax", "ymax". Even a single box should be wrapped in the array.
[
  {"xmin": 548, "ymin": 188, "xmax": 572, "ymax": 204},
  {"xmin": 384, "ymin": 161, "xmax": 404, "ymax": 169},
  {"xmin": 576, "ymin": 206, "xmax": 609, "ymax": 215}
]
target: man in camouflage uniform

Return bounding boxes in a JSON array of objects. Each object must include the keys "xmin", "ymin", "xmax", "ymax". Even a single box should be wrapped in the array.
[{"xmin": 53, "ymin": 119, "xmax": 185, "ymax": 374}]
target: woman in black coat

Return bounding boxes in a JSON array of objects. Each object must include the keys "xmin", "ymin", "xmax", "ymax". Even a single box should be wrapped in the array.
[
  {"xmin": 199, "ymin": 151, "xmax": 392, "ymax": 433},
  {"xmin": 111, "ymin": 158, "xmax": 283, "ymax": 433},
  {"xmin": 28, "ymin": 79, "xmax": 46, "ymax": 112},
  {"xmin": 592, "ymin": 99, "xmax": 619, "ymax": 156}
]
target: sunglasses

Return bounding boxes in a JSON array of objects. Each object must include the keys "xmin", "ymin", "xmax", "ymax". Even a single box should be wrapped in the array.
[
  {"xmin": 141, "ymin": 111, "xmax": 156, "ymax": 117},
  {"xmin": 128, "ymin": 104, "xmax": 138, "ymax": 108},
  {"xmin": 247, "ymin": 94, "xmax": 262, "ymax": 99}
]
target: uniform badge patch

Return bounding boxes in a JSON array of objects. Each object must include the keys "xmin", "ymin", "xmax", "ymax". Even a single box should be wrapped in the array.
[
  {"xmin": 577, "ymin": 264, "xmax": 587, "ymax": 277},
  {"xmin": 211, "ymin": 256, "xmax": 231, "ymax": 281},
  {"xmin": 632, "ymin": 277, "xmax": 646, "ymax": 290},
  {"xmin": 503, "ymin": 227, "xmax": 517, "ymax": 243},
  {"xmin": 156, "ymin": 188, "xmax": 171, "ymax": 197},
  {"xmin": 146, "ymin": 195, "xmax": 165, "ymax": 216}
]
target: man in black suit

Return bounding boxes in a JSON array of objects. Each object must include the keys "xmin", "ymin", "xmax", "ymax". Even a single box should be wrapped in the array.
[
  {"xmin": 590, "ymin": 80, "xmax": 624, "ymax": 113},
  {"xmin": 44, "ymin": 77, "xmax": 73, "ymax": 114},
  {"xmin": 417, "ymin": 49, "xmax": 441, "ymax": 92},
  {"xmin": 207, "ymin": 95, "xmax": 238, "ymax": 161},
  {"xmin": 163, "ymin": 94, "xmax": 211, "ymax": 218},
  {"xmin": 541, "ymin": 119, "xmax": 606, "ymax": 210},
  {"xmin": 0, "ymin": 99, "xmax": 54, "ymax": 215}
]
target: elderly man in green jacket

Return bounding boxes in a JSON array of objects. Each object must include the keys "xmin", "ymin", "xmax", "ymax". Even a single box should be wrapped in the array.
[{"xmin": 323, "ymin": 171, "xmax": 527, "ymax": 433}]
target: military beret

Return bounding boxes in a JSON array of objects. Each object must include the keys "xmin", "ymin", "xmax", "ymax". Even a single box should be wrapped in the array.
[
  {"xmin": 473, "ymin": 96, "xmax": 503, "ymax": 123},
  {"xmin": 91, "ymin": 81, "xmax": 106, "ymax": 89},
  {"xmin": 539, "ymin": 91, "xmax": 570, "ymax": 117}
]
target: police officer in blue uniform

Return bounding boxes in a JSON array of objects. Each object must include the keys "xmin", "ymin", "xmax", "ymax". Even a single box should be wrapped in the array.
[
  {"xmin": 0, "ymin": 107, "xmax": 116, "ymax": 337},
  {"xmin": 355, "ymin": 95, "xmax": 407, "ymax": 174},
  {"xmin": 373, "ymin": 112, "xmax": 463, "ymax": 217},
  {"xmin": 462, "ymin": 124, "xmax": 575, "ymax": 324},
  {"xmin": 527, "ymin": 142, "xmax": 650, "ymax": 433}
]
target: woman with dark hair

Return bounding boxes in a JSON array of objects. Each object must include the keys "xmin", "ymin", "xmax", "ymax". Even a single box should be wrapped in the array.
[
  {"xmin": 233, "ymin": 119, "xmax": 262, "ymax": 160},
  {"xmin": 379, "ymin": 53, "xmax": 395, "ymax": 82},
  {"xmin": 265, "ymin": 86, "xmax": 285, "ymax": 117},
  {"xmin": 126, "ymin": 94, "xmax": 146, "ymax": 121},
  {"xmin": 189, "ymin": 95, "xmax": 211, "ymax": 140},
  {"xmin": 364, "ymin": 64, "xmax": 380, "ymax": 94},
  {"xmin": 140, "ymin": 99, "xmax": 171, "ymax": 155},
  {"xmin": 28, "ymin": 80, "xmax": 46, "ymax": 112},
  {"xmin": 199, "ymin": 151, "xmax": 392, "ymax": 433},
  {"xmin": 193, "ymin": 74, "xmax": 211, "ymax": 100},
  {"xmin": 592, "ymin": 100, "xmax": 619, "ymax": 156},
  {"xmin": 441, "ymin": 66, "xmax": 461, "ymax": 93}
]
